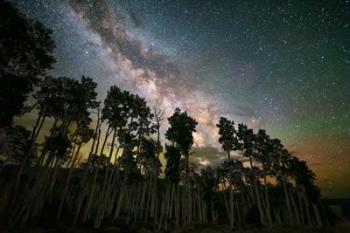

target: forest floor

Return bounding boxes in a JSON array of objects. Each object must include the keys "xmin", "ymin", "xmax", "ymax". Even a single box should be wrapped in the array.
[{"xmin": 1, "ymin": 224, "xmax": 350, "ymax": 233}]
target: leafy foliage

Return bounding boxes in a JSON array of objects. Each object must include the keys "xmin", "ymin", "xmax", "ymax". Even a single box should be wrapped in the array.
[{"xmin": 0, "ymin": 1, "xmax": 55, "ymax": 126}]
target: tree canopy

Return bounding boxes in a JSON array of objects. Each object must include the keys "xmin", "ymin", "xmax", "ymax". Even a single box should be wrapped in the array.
[{"xmin": 0, "ymin": 1, "xmax": 55, "ymax": 127}]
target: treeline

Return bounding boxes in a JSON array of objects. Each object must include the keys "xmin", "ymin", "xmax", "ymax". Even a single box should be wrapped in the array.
[{"xmin": 0, "ymin": 1, "xmax": 327, "ymax": 230}]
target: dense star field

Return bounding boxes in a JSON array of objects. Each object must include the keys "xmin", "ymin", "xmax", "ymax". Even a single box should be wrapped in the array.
[{"xmin": 12, "ymin": 0, "xmax": 350, "ymax": 198}]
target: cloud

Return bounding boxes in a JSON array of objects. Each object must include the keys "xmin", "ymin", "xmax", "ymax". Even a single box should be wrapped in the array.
[{"xmin": 190, "ymin": 146, "xmax": 243, "ymax": 169}]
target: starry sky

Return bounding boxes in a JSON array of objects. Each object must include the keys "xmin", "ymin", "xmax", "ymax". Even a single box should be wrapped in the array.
[{"xmin": 12, "ymin": 0, "xmax": 350, "ymax": 198}]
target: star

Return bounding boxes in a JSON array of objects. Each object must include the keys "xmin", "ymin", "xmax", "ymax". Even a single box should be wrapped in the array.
[{"xmin": 13, "ymin": 0, "xmax": 350, "ymax": 198}]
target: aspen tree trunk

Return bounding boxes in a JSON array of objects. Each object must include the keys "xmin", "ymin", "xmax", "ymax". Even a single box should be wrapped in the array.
[
  {"xmin": 165, "ymin": 183, "xmax": 172, "ymax": 222},
  {"xmin": 169, "ymin": 183, "xmax": 176, "ymax": 220},
  {"xmin": 106, "ymin": 168, "xmax": 120, "ymax": 216},
  {"xmin": 136, "ymin": 180, "xmax": 146, "ymax": 219},
  {"xmin": 74, "ymin": 164, "xmax": 94, "ymax": 224},
  {"xmin": 94, "ymin": 128, "xmax": 102, "ymax": 155},
  {"xmin": 57, "ymin": 143, "xmax": 81, "ymax": 221},
  {"xmin": 46, "ymin": 156, "xmax": 61, "ymax": 203},
  {"xmin": 17, "ymin": 154, "xmax": 55, "ymax": 225},
  {"xmin": 303, "ymin": 192, "xmax": 312, "ymax": 225},
  {"xmin": 158, "ymin": 184, "xmax": 169, "ymax": 230},
  {"xmin": 99, "ymin": 126, "xmax": 111, "ymax": 155},
  {"xmin": 76, "ymin": 118, "xmax": 101, "ymax": 223},
  {"xmin": 151, "ymin": 174, "xmax": 159, "ymax": 223},
  {"xmin": 263, "ymin": 176, "xmax": 272, "ymax": 226},
  {"xmin": 313, "ymin": 203, "xmax": 323, "ymax": 227},
  {"xmin": 289, "ymin": 188, "xmax": 301, "ymax": 225},
  {"xmin": 30, "ymin": 112, "xmax": 43, "ymax": 143},
  {"xmin": 211, "ymin": 201, "xmax": 215, "ymax": 222},
  {"xmin": 144, "ymin": 175, "xmax": 153, "ymax": 221},
  {"xmin": 66, "ymin": 135, "xmax": 78, "ymax": 168},
  {"xmin": 13, "ymin": 115, "xmax": 55, "ymax": 207},
  {"xmin": 89, "ymin": 109, "xmax": 101, "ymax": 156},
  {"xmin": 297, "ymin": 191, "xmax": 304, "ymax": 224},
  {"xmin": 252, "ymin": 178, "xmax": 265, "ymax": 224},
  {"xmin": 175, "ymin": 185, "xmax": 180, "ymax": 228},
  {"xmin": 248, "ymin": 156, "xmax": 265, "ymax": 225},
  {"xmin": 222, "ymin": 184, "xmax": 234, "ymax": 228},
  {"xmin": 95, "ymin": 129, "xmax": 117, "ymax": 226},
  {"xmin": 235, "ymin": 199, "xmax": 241, "ymax": 224},
  {"xmin": 283, "ymin": 180, "xmax": 294, "ymax": 225},
  {"xmin": 230, "ymin": 188, "xmax": 235, "ymax": 227},
  {"xmin": 113, "ymin": 177, "xmax": 127, "ymax": 219},
  {"xmin": 16, "ymin": 114, "xmax": 46, "ymax": 188},
  {"xmin": 275, "ymin": 207, "xmax": 282, "ymax": 224},
  {"xmin": 240, "ymin": 191, "xmax": 248, "ymax": 224},
  {"xmin": 103, "ymin": 146, "xmax": 120, "ymax": 214},
  {"xmin": 81, "ymin": 167, "xmax": 99, "ymax": 222}
]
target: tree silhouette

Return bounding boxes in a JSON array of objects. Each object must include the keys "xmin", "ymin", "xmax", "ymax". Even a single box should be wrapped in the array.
[
  {"xmin": 164, "ymin": 145, "xmax": 181, "ymax": 184},
  {"xmin": 35, "ymin": 76, "xmax": 97, "ymax": 164},
  {"xmin": 139, "ymin": 138, "xmax": 161, "ymax": 177},
  {"xmin": 102, "ymin": 86, "xmax": 131, "ymax": 160},
  {"xmin": 118, "ymin": 130, "xmax": 138, "ymax": 176},
  {"xmin": 0, "ymin": 125, "xmax": 33, "ymax": 165},
  {"xmin": 0, "ymin": 1, "xmax": 55, "ymax": 127},
  {"xmin": 216, "ymin": 117, "xmax": 239, "ymax": 160},
  {"xmin": 165, "ymin": 108, "xmax": 197, "ymax": 175},
  {"xmin": 199, "ymin": 166, "xmax": 219, "ymax": 222}
]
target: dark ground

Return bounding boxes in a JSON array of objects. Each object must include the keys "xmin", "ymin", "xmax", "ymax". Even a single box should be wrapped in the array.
[{"xmin": 1, "ymin": 224, "xmax": 350, "ymax": 233}]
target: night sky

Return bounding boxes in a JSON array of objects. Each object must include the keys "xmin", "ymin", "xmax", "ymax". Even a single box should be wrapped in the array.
[{"xmin": 12, "ymin": 0, "xmax": 350, "ymax": 198}]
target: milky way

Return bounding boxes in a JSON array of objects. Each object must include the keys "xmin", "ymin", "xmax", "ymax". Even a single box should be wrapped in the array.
[
  {"xmin": 13, "ymin": 0, "xmax": 350, "ymax": 198},
  {"xmin": 65, "ymin": 0, "xmax": 228, "ymax": 148}
]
